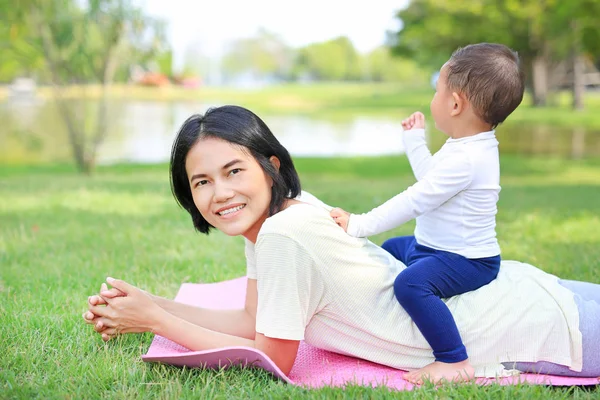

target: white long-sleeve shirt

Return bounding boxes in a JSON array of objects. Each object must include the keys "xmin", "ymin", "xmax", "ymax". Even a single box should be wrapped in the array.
[
  {"xmin": 245, "ymin": 201, "xmax": 582, "ymax": 377},
  {"xmin": 347, "ymin": 129, "xmax": 501, "ymax": 259}
]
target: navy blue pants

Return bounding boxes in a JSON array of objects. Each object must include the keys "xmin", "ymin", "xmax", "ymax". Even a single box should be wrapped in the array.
[{"xmin": 382, "ymin": 236, "xmax": 500, "ymax": 363}]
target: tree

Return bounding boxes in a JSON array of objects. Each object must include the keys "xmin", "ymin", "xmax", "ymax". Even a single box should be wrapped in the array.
[
  {"xmin": 364, "ymin": 47, "xmax": 428, "ymax": 83},
  {"xmin": 293, "ymin": 37, "xmax": 361, "ymax": 81},
  {"xmin": 0, "ymin": 1, "xmax": 45, "ymax": 82},
  {"xmin": 221, "ymin": 29, "xmax": 293, "ymax": 83},
  {"xmin": 390, "ymin": 0, "xmax": 600, "ymax": 108},
  {"xmin": 546, "ymin": 1, "xmax": 600, "ymax": 109},
  {"xmin": 7, "ymin": 0, "xmax": 166, "ymax": 173}
]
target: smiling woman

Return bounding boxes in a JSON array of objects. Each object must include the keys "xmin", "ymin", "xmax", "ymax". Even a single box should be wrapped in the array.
[
  {"xmin": 83, "ymin": 105, "xmax": 600, "ymax": 382},
  {"xmin": 169, "ymin": 108, "xmax": 301, "ymax": 238},
  {"xmin": 184, "ymin": 137, "xmax": 278, "ymax": 242}
]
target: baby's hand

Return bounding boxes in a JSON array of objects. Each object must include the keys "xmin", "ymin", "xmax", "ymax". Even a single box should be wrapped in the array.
[
  {"xmin": 401, "ymin": 112, "xmax": 425, "ymax": 131},
  {"xmin": 330, "ymin": 207, "xmax": 351, "ymax": 232}
]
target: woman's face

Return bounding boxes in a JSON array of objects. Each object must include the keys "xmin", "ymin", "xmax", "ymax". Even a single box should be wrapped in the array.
[{"xmin": 185, "ymin": 137, "xmax": 274, "ymax": 243}]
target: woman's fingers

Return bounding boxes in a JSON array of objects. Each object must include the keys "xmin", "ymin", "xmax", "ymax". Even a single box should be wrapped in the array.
[
  {"xmin": 99, "ymin": 282, "xmax": 124, "ymax": 298},
  {"xmin": 100, "ymin": 327, "xmax": 127, "ymax": 339},
  {"xmin": 106, "ymin": 277, "xmax": 136, "ymax": 295},
  {"xmin": 88, "ymin": 294, "xmax": 107, "ymax": 306},
  {"xmin": 100, "ymin": 287, "xmax": 125, "ymax": 299},
  {"xmin": 89, "ymin": 303, "xmax": 112, "ymax": 318},
  {"xmin": 82, "ymin": 311, "xmax": 97, "ymax": 323},
  {"xmin": 94, "ymin": 319, "xmax": 104, "ymax": 332},
  {"xmin": 93, "ymin": 317, "xmax": 117, "ymax": 332}
]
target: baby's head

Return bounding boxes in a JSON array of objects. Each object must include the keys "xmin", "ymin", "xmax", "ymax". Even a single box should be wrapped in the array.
[{"xmin": 432, "ymin": 43, "xmax": 525, "ymax": 134}]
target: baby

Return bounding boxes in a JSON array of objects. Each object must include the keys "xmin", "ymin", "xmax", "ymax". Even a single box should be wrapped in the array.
[{"xmin": 331, "ymin": 43, "xmax": 525, "ymax": 384}]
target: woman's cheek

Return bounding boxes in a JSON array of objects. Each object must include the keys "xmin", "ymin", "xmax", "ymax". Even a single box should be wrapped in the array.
[{"xmin": 193, "ymin": 190, "xmax": 211, "ymax": 215}]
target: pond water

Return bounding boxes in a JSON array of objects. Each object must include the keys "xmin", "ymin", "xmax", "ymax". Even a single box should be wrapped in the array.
[{"xmin": 1, "ymin": 98, "xmax": 599, "ymax": 164}]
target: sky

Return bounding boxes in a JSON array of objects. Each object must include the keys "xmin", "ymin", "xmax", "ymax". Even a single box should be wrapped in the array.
[{"xmin": 143, "ymin": 0, "xmax": 409, "ymax": 67}]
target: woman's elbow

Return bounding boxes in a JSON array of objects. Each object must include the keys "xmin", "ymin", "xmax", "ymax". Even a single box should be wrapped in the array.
[{"xmin": 254, "ymin": 334, "xmax": 300, "ymax": 376}]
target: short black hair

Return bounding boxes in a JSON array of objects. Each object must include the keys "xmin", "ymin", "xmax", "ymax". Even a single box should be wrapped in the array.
[
  {"xmin": 169, "ymin": 105, "xmax": 301, "ymax": 234},
  {"xmin": 446, "ymin": 43, "xmax": 525, "ymax": 128}
]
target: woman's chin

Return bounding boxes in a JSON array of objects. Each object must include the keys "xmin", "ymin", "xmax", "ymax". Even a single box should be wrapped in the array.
[
  {"xmin": 216, "ymin": 222, "xmax": 248, "ymax": 237},
  {"xmin": 219, "ymin": 227, "xmax": 243, "ymax": 237}
]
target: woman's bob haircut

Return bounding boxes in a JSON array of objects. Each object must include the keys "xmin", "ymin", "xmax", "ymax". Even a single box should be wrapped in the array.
[{"xmin": 169, "ymin": 105, "xmax": 301, "ymax": 234}]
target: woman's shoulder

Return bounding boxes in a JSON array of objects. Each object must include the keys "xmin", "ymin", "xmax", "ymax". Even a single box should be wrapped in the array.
[
  {"xmin": 261, "ymin": 203, "xmax": 332, "ymax": 237},
  {"xmin": 260, "ymin": 191, "xmax": 334, "ymax": 236},
  {"xmin": 257, "ymin": 192, "xmax": 368, "ymax": 254}
]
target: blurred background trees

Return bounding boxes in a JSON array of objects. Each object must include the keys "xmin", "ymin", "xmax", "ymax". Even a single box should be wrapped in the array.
[
  {"xmin": 1, "ymin": 0, "xmax": 598, "ymax": 171},
  {"xmin": 390, "ymin": 0, "xmax": 600, "ymax": 108},
  {"xmin": 1, "ymin": 0, "xmax": 167, "ymax": 173},
  {"xmin": 3, "ymin": 0, "xmax": 598, "ymax": 93}
]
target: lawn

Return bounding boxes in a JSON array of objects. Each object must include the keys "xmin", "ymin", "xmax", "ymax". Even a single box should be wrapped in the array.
[{"xmin": 1, "ymin": 155, "xmax": 599, "ymax": 399}]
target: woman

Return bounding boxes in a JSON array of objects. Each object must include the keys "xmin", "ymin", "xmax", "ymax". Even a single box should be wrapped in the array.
[{"xmin": 83, "ymin": 105, "xmax": 600, "ymax": 384}]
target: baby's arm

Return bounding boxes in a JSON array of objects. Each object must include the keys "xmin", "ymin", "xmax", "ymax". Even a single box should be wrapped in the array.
[
  {"xmin": 344, "ymin": 151, "xmax": 474, "ymax": 237},
  {"xmin": 402, "ymin": 112, "xmax": 433, "ymax": 181}
]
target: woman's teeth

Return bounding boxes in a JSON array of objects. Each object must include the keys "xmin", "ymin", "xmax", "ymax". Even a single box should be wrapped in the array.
[{"xmin": 219, "ymin": 205, "xmax": 245, "ymax": 215}]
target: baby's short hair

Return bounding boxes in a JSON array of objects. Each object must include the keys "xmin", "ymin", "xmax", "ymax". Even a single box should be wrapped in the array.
[{"xmin": 446, "ymin": 43, "xmax": 525, "ymax": 128}]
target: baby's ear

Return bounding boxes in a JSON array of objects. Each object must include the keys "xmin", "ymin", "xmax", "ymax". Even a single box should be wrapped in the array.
[
  {"xmin": 269, "ymin": 156, "xmax": 281, "ymax": 172},
  {"xmin": 450, "ymin": 92, "xmax": 466, "ymax": 117}
]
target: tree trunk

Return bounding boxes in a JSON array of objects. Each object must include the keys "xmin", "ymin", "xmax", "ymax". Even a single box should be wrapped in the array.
[
  {"xmin": 531, "ymin": 55, "xmax": 549, "ymax": 107},
  {"xmin": 53, "ymin": 91, "xmax": 90, "ymax": 174},
  {"xmin": 571, "ymin": 21, "xmax": 585, "ymax": 110},
  {"xmin": 572, "ymin": 54, "xmax": 585, "ymax": 110},
  {"xmin": 34, "ymin": 12, "xmax": 90, "ymax": 174}
]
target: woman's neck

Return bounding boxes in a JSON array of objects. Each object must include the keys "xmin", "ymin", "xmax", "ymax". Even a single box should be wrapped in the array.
[{"xmin": 243, "ymin": 199, "xmax": 302, "ymax": 243}]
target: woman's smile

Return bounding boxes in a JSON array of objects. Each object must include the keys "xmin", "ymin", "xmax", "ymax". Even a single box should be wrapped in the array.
[{"xmin": 215, "ymin": 204, "xmax": 246, "ymax": 217}]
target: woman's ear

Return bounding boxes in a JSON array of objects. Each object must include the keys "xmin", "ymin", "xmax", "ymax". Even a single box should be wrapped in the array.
[
  {"xmin": 450, "ymin": 92, "xmax": 465, "ymax": 117},
  {"xmin": 269, "ymin": 156, "xmax": 281, "ymax": 172}
]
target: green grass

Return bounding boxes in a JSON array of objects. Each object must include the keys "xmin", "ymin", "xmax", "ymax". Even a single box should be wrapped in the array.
[{"xmin": 1, "ymin": 155, "xmax": 600, "ymax": 399}]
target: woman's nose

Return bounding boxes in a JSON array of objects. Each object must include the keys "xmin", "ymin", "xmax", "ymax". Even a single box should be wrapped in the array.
[{"xmin": 212, "ymin": 182, "xmax": 235, "ymax": 202}]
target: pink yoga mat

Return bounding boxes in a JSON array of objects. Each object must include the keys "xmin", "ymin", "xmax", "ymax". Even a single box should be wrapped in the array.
[{"xmin": 142, "ymin": 277, "xmax": 599, "ymax": 389}]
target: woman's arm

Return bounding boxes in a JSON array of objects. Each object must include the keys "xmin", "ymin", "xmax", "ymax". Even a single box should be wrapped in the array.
[
  {"xmin": 88, "ymin": 278, "xmax": 300, "ymax": 375},
  {"xmin": 86, "ymin": 279, "xmax": 258, "ymax": 339},
  {"xmin": 148, "ymin": 278, "xmax": 258, "ymax": 339},
  {"xmin": 152, "ymin": 311, "xmax": 300, "ymax": 375}
]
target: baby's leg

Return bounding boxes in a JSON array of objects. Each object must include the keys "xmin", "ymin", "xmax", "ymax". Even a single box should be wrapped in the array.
[
  {"xmin": 504, "ymin": 279, "xmax": 600, "ymax": 377},
  {"xmin": 394, "ymin": 253, "xmax": 500, "ymax": 384},
  {"xmin": 381, "ymin": 236, "xmax": 418, "ymax": 265}
]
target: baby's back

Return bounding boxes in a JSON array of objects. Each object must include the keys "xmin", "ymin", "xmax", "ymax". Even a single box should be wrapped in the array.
[{"xmin": 416, "ymin": 132, "xmax": 501, "ymax": 258}]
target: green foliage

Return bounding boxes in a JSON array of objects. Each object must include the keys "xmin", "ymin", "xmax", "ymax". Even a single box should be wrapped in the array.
[
  {"xmin": 215, "ymin": 33, "xmax": 430, "ymax": 84},
  {"xmin": 294, "ymin": 36, "xmax": 362, "ymax": 81},
  {"xmin": 4, "ymin": 0, "xmax": 169, "ymax": 174},
  {"xmin": 1, "ymin": 155, "xmax": 599, "ymax": 398},
  {"xmin": 156, "ymin": 49, "xmax": 174, "ymax": 77},
  {"xmin": 391, "ymin": 0, "xmax": 600, "ymax": 69},
  {"xmin": 390, "ymin": 0, "xmax": 600, "ymax": 109},
  {"xmin": 221, "ymin": 29, "xmax": 293, "ymax": 81},
  {"xmin": 0, "ymin": 1, "xmax": 45, "ymax": 82},
  {"xmin": 364, "ymin": 47, "xmax": 430, "ymax": 83},
  {"xmin": 391, "ymin": 0, "xmax": 523, "ymax": 69},
  {"xmin": 3, "ymin": 0, "xmax": 167, "ymax": 85}
]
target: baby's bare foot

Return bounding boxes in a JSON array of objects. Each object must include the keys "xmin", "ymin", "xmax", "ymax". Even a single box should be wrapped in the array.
[{"xmin": 404, "ymin": 360, "xmax": 475, "ymax": 385}]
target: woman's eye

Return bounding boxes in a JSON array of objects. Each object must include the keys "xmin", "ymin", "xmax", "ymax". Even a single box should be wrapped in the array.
[
  {"xmin": 196, "ymin": 179, "xmax": 208, "ymax": 187},
  {"xmin": 228, "ymin": 168, "xmax": 241, "ymax": 176}
]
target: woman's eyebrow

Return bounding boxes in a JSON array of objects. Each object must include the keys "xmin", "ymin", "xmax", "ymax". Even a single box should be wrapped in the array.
[
  {"xmin": 189, "ymin": 159, "xmax": 243, "ymax": 183},
  {"xmin": 222, "ymin": 159, "xmax": 242, "ymax": 170}
]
